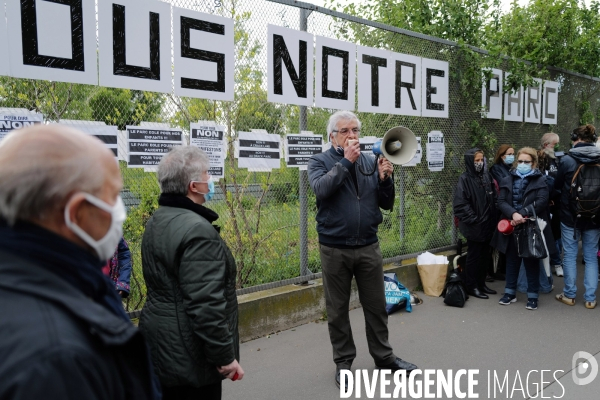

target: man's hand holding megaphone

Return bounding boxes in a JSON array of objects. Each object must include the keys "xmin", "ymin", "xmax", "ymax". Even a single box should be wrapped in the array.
[{"xmin": 378, "ymin": 158, "xmax": 393, "ymax": 181}]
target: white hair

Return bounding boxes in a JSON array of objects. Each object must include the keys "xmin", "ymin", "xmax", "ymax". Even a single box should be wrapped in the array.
[
  {"xmin": 0, "ymin": 126, "xmax": 106, "ymax": 225},
  {"xmin": 327, "ymin": 110, "xmax": 361, "ymax": 141},
  {"xmin": 540, "ymin": 132, "xmax": 559, "ymax": 148},
  {"xmin": 158, "ymin": 146, "xmax": 210, "ymax": 195}
]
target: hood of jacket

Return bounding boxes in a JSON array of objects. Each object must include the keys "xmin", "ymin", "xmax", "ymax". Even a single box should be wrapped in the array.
[
  {"xmin": 569, "ymin": 143, "xmax": 600, "ymax": 164},
  {"xmin": 464, "ymin": 148, "xmax": 483, "ymax": 176}
]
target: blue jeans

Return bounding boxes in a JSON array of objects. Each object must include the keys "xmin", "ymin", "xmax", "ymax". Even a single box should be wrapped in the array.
[
  {"xmin": 505, "ymin": 238, "xmax": 540, "ymax": 299},
  {"xmin": 561, "ymin": 223, "xmax": 600, "ymax": 302},
  {"xmin": 550, "ymin": 238, "xmax": 562, "ymax": 267},
  {"xmin": 517, "ymin": 260, "xmax": 553, "ymax": 293}
]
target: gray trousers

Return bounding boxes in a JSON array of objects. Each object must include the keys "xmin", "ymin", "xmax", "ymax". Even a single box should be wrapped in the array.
[{"xmin": 319, "ymin": 242, "xmax": 396, "ymax": 369}]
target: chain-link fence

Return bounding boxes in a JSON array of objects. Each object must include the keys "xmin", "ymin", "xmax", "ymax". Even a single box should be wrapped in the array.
[{"xmin": 1, "ymin": 0, "xmax": 599, "ymax": 312}]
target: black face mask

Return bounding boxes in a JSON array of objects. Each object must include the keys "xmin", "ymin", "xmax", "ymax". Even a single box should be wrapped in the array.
[{"xmin": 474, "ymin": 162, "xmax": 484, "ymax": 172}]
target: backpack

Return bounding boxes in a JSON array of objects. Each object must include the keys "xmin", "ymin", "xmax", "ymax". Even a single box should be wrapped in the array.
[
  {"xmin": 569, "ymin": 163, "xmax": 600, "ymax": 221},
  {"xmin": 441, "ymin": 271, "xmax": 469, "ymax": 308}
]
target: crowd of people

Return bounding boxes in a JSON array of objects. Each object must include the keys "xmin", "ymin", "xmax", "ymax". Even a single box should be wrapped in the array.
[
  {"xmin": 453, "ymin": 124, "xmax": 600, "ymax": 311},
  {"xmin": 1, "ymin": 119, "xmax": 599, "ymax": 399}
]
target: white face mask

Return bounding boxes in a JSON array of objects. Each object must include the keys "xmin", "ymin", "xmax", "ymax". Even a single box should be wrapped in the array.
[{"xmin": 64, "ymin": 193, "xmax": 126, "ymax": 261}]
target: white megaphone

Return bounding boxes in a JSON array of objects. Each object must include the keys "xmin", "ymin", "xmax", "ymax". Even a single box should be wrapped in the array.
[
  {"xmin": 358, "ymin": 126, "xmax": 418, "ymax": 178},
  {"xmin": 373, "ymin": 126, "xmax": 419, "ymax": 165}
]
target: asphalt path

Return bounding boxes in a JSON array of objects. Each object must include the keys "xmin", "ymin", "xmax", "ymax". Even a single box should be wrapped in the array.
[{"xmin": 223, "ymin": 262, "xmax": 600, "ymax": 400}]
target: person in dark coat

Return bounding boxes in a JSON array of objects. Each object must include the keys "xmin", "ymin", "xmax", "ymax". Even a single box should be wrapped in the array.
[
  {"xmin": 537, "ymin": 132, "xmax": 563, "ymax": 277},
  {"xmin": 139, "ymin": 146, "xmax": 243, "ymax": 400},
  {"xmin": 490, "ymin": 144, "xmax": 515, "ymax": 185},
  {"xmin": 453, "ymin": 148, "xmax": 498, "ymax": 299},
  {"xmin": 104, "ymin": 237, "xmax": 133, "ymax": 297},
  {"xmin": 0, "ymin": 125, "xmax": 158, "ymax": 400},
  {"xmin": 554, "ymin": 125, "xmax": 600, "ymax": 309},
  {"xmin": 491, "ymin": 147, "xmax": 557, "ymax": 310},
  {"xmin": 489, "ymin": 144, "xmax": 515, "ymax": 280}
]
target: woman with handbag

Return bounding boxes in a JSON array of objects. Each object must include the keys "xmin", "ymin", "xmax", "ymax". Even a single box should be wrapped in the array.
[
  {"xmin": 491, "ymin": 147, "xmax": 557, "ymax": 310},
  {"xmin": 453, "ymin": 148, "xmax": 498, "ymax": 299}
]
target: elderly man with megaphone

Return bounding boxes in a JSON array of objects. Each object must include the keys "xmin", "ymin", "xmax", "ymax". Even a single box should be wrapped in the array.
[{"xmin": 308, "ymin": 110, "xmax": 418, "ymax": 391}]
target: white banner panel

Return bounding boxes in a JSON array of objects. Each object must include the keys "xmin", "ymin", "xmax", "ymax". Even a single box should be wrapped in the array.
[
  {"xmin": 127, "ymin": 126, "xmax": 183, "ymax": 167},
  {"xmin": 421, "ymin": 58, "xmax": 449, "ymax": 118},
  {"xmin": 403, "ymin": 136, "xmax": 422, "ymax": 167},
  {"xmin": 390, "ymin": 53, "xmax": 421, "ymax": 117},
  {"xmin": 542, "ymin": 80, "xmax": 559, "ymax": 125},
  {"xmin": 0, "ymin": 3, "xmax": 10, "ymax": 76},
  {"xmin": 267, "ymin": 25, "xmax": 313, "ymax": 107},
  {"xmin": 482, "ymin": 68, "xmax": 503, "ymax": 119},
  {"xmin": 190, "ymin": 122, "xmax": 226, "ymax": 179},
  {"xmin": 99, "ymin": 0, "xmax": 171, "ymax": 93},
  {"xmin": 314, "ymin": 36, "xmax": 355, "ymax": 110},
  {"xmin": 173, "ymin": 8, "xmax": 234, "ymax": 101},
  {"xmin": 6, "ymin": 0, "xmax": 97, "ymax": 84},
  {"xmin": 357, "ymin": 46, "xmax": 393, "ymax": 114},
  {"xmin": 503, "ymin": 73, "xmax": 524, "ymax": 122},
  {"xmin": 524, "ymin": 78, "xmax": 542, "ymax": 124},
  {"xmin": 426, "ymin": 131, "xmax": 445, "ymax": 171}
]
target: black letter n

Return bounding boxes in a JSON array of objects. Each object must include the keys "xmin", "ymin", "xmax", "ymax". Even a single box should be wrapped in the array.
[{"xmin": 273, "ymin": 34, "xmax": 307, "ymax": 98}]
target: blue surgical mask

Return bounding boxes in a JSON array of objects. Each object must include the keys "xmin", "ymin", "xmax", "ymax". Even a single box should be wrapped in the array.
[
  {"xmin": 516, "ymin": 163, "xmax": 532, "ymax": 174},
  {"xmin": 192, "ymin": 177, "xmax": 215, "ymax": 202},
  {"xmin": 504, "ymin": 155, "xmax": 514, "ymax": 165}
]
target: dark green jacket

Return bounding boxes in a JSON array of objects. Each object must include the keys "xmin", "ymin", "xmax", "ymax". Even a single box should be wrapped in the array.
[{"xmin": 139, "ymin": 201, "xmax": 239, "ymax": 388}]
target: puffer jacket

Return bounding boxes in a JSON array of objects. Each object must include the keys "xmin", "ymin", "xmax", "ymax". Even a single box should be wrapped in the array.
[
  {"xmin": 490, "ymin": 161, "xmax": 511, "ymax": 186},
  {"xmin": 139, "ymin": 194, "xmax": 239, "ymax": 389},
  {"xmin": 453, "ymin": 148, "xmax": 497, "ymax": 242},
  {"xmin": 491, "ymin": 168, "xmax": 557, "ymax": 256},
  {"xmin": 308, "ymin": 145, "xmax": 394, "ymax": 246},
  {"xmin": 554, "ymin": 143, "xmax": 600, "ymax": 229}
]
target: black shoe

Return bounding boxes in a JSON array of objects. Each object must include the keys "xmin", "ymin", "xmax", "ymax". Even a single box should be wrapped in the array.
[
  {"xmin": 376, "ymin": 357, "xmax": 418, "ymax": 374},
  {"xmin": 467, "ymin": 288, "xmax": 489, "ymax": 299},
  {"xmin": 485, "ymin": 274, "xmax": 495, "ymax": 282},
  {"xmin": 480, "ymin": 285, "xmax": 497, "ymax": 295},
  {"xmin": 335, "ymin": 369, "xmax": 349, "ymax": 391}
]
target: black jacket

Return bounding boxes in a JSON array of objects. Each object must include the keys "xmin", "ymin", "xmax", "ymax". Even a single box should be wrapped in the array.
[
  {"xmin": 453, "ymin": 148, "xmax": 497, "ymax": 242},
  {"xmin": 0, "ymin": 226, "xmax": 157, "ymax": 400},
  {"xmin": 140, "ymin": 194, "xmax": 239, "ymax": 389},
  {"xmin": 490, "ymin": 162, "xmax": 511, "ymax": 186},
  {"xmin": 491, "ymin": 169, "xmax": 557, "ymax": 256},
  {"xmin": 308, "ymin": 145, "xmax": 394, "ymax": 246},
  {"xmin": 554, "ymin": 143, "xmax": 600, "ymax": 229}
]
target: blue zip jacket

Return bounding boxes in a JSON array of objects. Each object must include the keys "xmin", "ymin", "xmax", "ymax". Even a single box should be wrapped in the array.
[{"xmin": 308, "ymin": 145, "xmax": 394, "ymax": 246}]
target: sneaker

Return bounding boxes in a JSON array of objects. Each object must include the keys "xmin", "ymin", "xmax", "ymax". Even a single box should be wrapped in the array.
[
  {"xmin": 499, "ymin": 294, "xmax": 517, "ymax": 305},
  {"xmin": 554, "ymin": 265, "xmax": 564, "ymax": 277},
  {"xmin": 585, "ymin": 300, "xmax": 597, "ymax": 309},
  {"xmin": 526, "ymin": 298, "xmax": 538, "ymax": 310},
  {"xmin": 555, "ymin": 292, "xmax": 576, "ymax": 306}
]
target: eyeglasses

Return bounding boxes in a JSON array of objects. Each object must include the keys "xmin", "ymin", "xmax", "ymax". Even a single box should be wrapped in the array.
[
  {"xmin": 517, "ymin": 160, "xmax": 532, "ymax": 164},
  {"xmin": 333, "ymin": 128, "xmax": 360, "ymax": 136},
  {"xmin": 190, "ymin": 174, "xmax": 212, "ymax": 184}
]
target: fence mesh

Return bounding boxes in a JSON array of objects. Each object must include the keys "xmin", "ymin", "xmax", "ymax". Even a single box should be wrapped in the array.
[{"xmin": 1, "ymin": 0, "xmax": 599, "ymax": 312}]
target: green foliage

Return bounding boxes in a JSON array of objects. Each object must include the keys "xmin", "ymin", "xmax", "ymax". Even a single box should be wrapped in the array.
[
  {"xmin": 89, "ymin": 88, "xmax": 164, "ymax": 130},
  {"xmin": 468, "ymin": 120, "xmax": 497, "ymax": 158}
]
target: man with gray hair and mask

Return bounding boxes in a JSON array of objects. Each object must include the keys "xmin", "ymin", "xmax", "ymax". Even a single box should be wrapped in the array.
[
  {"xmin": 0, "ymin": 125, "xmax": 159, "ymax": 400},
  {"xmin": 308, "ymin": 110, "xmax": 417, "ymax": 390}
]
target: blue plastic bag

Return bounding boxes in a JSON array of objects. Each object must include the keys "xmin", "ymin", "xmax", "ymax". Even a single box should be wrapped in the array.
[{"xmin": 384, "ymin": 272, "xmax": 412, "ymax": 314}]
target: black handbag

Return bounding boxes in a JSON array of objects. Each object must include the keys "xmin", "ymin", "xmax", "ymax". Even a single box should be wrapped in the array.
[{"xmin": 514, "ymin": 206, "xmax": 548, "ymax": 259}]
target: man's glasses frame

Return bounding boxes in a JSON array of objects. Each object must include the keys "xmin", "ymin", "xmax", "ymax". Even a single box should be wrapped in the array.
[{"xmin": 333, "ymin": 128, "xmax": 360, "ymax": 136}]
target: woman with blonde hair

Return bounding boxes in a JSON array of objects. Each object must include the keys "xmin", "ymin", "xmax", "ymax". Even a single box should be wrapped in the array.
[{"xmin": 491, "ymin": 147, "xmax": 557, "ymax": 310}]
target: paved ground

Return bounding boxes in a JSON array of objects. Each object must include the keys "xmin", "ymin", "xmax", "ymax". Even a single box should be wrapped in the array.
[{"xmin": 223, "ymin": 262, "xmax": 600, "ymax": 399}]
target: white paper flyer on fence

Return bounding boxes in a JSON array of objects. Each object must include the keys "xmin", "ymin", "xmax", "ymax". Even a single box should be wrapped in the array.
[
  {"xmin": 190, "ymin": 122, "xmax": 226, "ymax": 178},
  {"xmin": 403, "ymin": 136, "xmax": 422, "ymax": 167},
  {"xmin": 426, "ymin": 131, "xmax": 445, "ymax": 171},
  {"xmin": 58, "ymin": 121, "xmax": 119, "ymax": 158},
  {"xmin": 127, "ymin": 126, "xmax": 183, "ymax": 168},
  {"xmin": 237, "ymin": 131, "xmax": 281, "ymax": 170},
  {"xmin": 285, "ymin": 132, "xmax": 323, "ymax": 170},
  {"xmin": 0, "ymin": 109, "xmax": 43, "ymax": 140}
]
